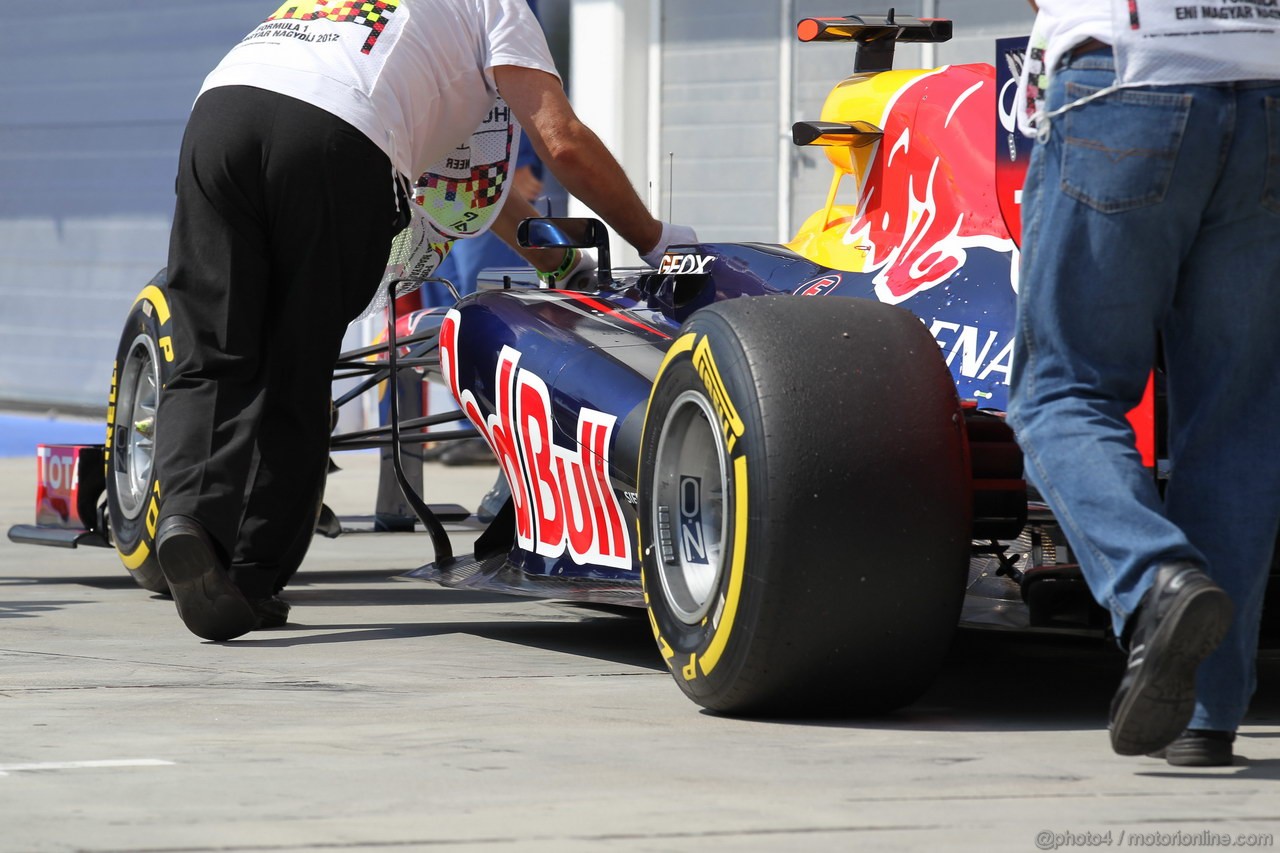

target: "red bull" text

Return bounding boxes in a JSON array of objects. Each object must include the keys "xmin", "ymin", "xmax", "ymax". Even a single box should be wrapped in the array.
[{"xmin": 440, "ymin": 311, "xmax": 631, "ymax": 569}]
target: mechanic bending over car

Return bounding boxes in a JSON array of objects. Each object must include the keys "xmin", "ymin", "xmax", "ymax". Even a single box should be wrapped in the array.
[
  {"xmin": 152, "ymin": 0, "xmax": 697, "ymax": 643},
  {"xmin": 1009, "ymin": 0, "xmax": 1280, "ymax": 767}
]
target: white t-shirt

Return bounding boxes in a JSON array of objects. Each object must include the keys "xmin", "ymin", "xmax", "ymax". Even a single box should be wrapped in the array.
[
  {"xmin": 199, "ymin": 0, "xmax": 560, "ymax": 180},
  {"xmin": 1019, "ymin": 0, "xmax": 1280, "ymax": 135}
]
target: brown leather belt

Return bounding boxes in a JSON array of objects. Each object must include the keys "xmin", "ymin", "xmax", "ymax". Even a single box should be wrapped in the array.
[{"xmin": 1069, "ymin": 37, "xmax": 1110, "ymax": 58}]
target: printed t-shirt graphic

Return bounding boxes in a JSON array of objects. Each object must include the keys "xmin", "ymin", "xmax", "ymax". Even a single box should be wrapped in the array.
[
  {"xmin": 377, "ymin": 96, "xmax": 522, "ymax": 305},
  {"xmin": 417, "ymin": 97, "xmax": 521, "ymax": 239},
  {"xmin": 262, "ymin": 1, "xmax": 400, "ymax": 54},
  {"xmin": 199, "ymin": 0, "xmax": 559, "ymax": 184}
]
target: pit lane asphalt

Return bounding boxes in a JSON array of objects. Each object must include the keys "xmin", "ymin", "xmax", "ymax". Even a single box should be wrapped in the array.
[{"xmin": 2, "ymin": 450, "xmax": 1278, "ymax": 853}]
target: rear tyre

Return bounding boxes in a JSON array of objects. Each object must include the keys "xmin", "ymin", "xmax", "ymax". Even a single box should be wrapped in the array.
[{"xmin": 639, "ymin": 296, "xmax": 972, "ymax": 715}]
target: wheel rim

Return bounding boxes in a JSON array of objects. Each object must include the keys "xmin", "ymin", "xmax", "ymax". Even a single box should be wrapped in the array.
[
  {"xmin": 651, "ymin": 390, "xmax": 729, "ymax": 625},
  {"xmin": 113, "ymin": 333, "xmax": 160, "ymax": 521}
]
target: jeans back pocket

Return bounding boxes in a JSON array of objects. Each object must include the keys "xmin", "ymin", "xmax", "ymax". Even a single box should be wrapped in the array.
[{"xmin": 1060, "ymin": 84, "xmax": 1192, "ymax": 214}]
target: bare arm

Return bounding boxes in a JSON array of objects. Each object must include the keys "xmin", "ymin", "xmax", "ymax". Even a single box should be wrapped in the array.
[
  {"xmin": 491, "ymin": 193, "xmax": 566, "ymax": 274},
  {"xmin": 492, "ymin": 64, "xmax": 662, "ymax": 258}
]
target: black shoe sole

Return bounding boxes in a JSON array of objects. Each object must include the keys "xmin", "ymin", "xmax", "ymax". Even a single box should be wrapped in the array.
[
  {"xmin": 1110, "ymin": 584, "xmax": 1233, "ymax": 756},
  {"xmin": 1164, "ymin": 740, "xmax": 1234, "ymax": 766},
  {"xmin": 156, "ymin": 522, "xmax": 257, "ymax": 642}
]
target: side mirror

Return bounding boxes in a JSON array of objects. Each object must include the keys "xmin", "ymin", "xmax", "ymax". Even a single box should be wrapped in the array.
[{"xmin": 517, "ymin": 217, "xmax": 612, "ymax": 289}]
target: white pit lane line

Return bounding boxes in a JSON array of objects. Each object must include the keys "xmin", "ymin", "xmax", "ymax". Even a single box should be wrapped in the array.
[{"xmin": 0, "ymin": 759, "xmax": 174, "ymax": 776}]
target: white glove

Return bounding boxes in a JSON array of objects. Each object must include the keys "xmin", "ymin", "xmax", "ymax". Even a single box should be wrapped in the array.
[
  {"xmin": 538, "ymin": 248, "xmax": 598, "ymax": 290},
  {"xmin": 640, "ymin": 221, "xmax": 699, "ymax": 268}
]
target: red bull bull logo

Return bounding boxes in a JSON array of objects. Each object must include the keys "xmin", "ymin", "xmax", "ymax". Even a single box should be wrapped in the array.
[
  {"xmin": 846, "ymin": 65, "xmax": 1014, "ymax": 304},
  {"xmin": 788, "ymin": 64, "xmax": 1016, "ymax": 306}
]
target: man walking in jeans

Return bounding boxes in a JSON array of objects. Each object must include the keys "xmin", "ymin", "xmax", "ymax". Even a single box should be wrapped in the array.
[{"xmin": 1009, "ymin": 0, "xmax": 1280, "ymax": 766}]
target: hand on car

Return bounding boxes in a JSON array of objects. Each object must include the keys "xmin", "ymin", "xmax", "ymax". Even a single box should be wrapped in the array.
[{"xmin": 641, "ymin": 221, "xmax": 699, "ymax": 268}]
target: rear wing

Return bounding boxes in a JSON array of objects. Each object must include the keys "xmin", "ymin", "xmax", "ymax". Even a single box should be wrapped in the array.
[{"xmin": 796, "ymin": 11, "xmax": 953, "ymax": 73}]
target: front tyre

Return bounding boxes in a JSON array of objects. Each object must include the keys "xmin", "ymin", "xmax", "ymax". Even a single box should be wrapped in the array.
[
  {"xmin": 104, "ymin": 272, "xmax": 327, "ymax": 596},
  {"xmin": 105, "ymin": 273, "xmax": 174, "ymax": 593},
  {"xmin": 639, "ymin": 296, "xmax": 971, "ymax": 715}
]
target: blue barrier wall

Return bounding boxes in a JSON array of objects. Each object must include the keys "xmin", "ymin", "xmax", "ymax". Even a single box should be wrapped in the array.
[{"xmin": 0, "ymin": 2, "xmax": 267, "ymax": 411}]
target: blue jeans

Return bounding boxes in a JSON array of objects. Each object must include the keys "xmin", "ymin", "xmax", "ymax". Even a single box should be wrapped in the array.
[{"xmin": 1008, "ymin": 48, "xmax": 1280, "ymax": 732}]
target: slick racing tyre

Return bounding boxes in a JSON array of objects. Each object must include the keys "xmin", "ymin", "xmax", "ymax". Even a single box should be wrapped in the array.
[
  {"xmin": 105, "ymin": 273, "xmax": 175, "ymax": 593},
  {"xmin": 639, "ymin": 296, "xmax": 971, "ymax": 715},
  {"xmin": 104, "ymin": 271, "xmax": 324, "ymax": 595}
]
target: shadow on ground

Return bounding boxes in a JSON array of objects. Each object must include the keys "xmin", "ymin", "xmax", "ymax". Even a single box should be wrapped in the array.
[{"xmin": 9, "ymin": 555, "xmax": 1278, "ymax": 752}]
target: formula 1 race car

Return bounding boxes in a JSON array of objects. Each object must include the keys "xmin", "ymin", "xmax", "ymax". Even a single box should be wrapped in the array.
[{"xmin": 11, "ymin": 13, "xmax": 1271, "ymax": 716}]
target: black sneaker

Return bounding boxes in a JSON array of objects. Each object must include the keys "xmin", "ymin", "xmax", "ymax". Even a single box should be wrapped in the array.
[
  {"xmin": 1150, "ymin": 729, "xmax": 1235, "ymax": 767},
  {"xmin": 249, "ymin": 595, "xmax": 291, "ymax": 629},
  {"xmin": 155, "ymin": 515, "xmax": 257, "ymax": 642},
  {"xmin": 1110, "ymin": 562, "xmax": 1233, "ymax": 756}
]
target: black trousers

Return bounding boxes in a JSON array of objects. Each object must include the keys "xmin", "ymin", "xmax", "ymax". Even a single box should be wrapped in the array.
[{"xmin": 156, "ymin": 86, "xmax": 406, "ymax": 598}]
